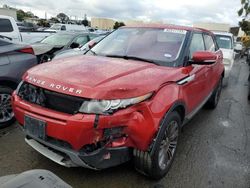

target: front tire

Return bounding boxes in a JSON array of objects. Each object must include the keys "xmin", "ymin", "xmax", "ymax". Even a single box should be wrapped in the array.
[
  {"xmin": 0, "ymin": 87, "xmax": 15, "ymax": 128},
  {"xmin": 133, "ymin": 111, "xmax": 181, "ymax": 180}
]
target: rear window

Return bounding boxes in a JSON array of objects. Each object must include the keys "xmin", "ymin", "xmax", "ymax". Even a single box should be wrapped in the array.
[
  {"xmin": 41, "ymin": 34, "xmax": 73, "ymax": 46},
  {"xmin": 0, "ymin": 19, "xmax": 14, "ymax": 32},
  {"xmin": 215, "ymin": 35, "xmax": 233, "ymax": 49}
]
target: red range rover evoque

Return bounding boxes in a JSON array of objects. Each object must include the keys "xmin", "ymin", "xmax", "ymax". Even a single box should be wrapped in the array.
[{"xmin": 12, "ymin": 25, "xmax": 224, "ymax": 179}]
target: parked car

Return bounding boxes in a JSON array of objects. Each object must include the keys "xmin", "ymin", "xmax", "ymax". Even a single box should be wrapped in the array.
[
  {"xmin": 32, "ymin": 32, "xmax": 99, "ymax": 63},
  {"xmin": 0, "ymin": 38, "xmax": 37, "ymax": 128},
  {"xmin": 16, "ymin": 21, "xmax": 38, "ymax": 32},
  {"xmin": 12, "ymin": 25, "xmax": 224, "ymax": 179},
  {"xmin": 0, "ymin": 15, "xmax": 54, "ymax": 43},
  {"xmin": 45, "ymin": 23, "xmax": 88, "ymax": 32},
  {"xmin": 214, "ymin": 32, "xmax": 235, "ymax": 86},
  {"xmin": 53, "ymin": 35, "xmax": 105, "ymax": 60},
  {"xmin": 234, "ymin": 41, "xmax": 243, "ymax": 55}
]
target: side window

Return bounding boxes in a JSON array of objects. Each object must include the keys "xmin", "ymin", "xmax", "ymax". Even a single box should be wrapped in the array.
[
  {"xmin": 189, "ymin": 33, "xmax": 205, "ymax": 58},
  {"xmin": 204, "ymin": 34, "xmax": 215, "ymax": 52},
  {"xmin": 73, "ymin": 36, "xmax": 88, "ymax": 45},
  {"xmin": 0, "ymin": 19, "xmax": 14, "ymax": 32},
  {"xmin": 61, "ymin": 25, "xmax": 66, "ymax": 31}
]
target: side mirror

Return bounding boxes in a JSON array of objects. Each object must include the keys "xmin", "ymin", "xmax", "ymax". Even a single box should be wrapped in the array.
[
  {"xmin": 88, "ymin": 41, "xmax": 97, "ymax": 49},
  {"xmin": 70, "ymin": 42, "xmax": 80, "ymax": 48},
  {"xmin": 191, "ymin": 51, "xmax": 217, "ymax": 65}
]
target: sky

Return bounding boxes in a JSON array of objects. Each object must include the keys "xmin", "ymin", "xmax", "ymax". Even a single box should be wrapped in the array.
[{"xmin": 0, "ymin": 0, "xmax": 242, "ymax": 26}]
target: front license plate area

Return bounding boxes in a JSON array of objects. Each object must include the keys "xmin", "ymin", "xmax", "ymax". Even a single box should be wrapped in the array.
[{"xmin": 24, "ymin": 115, "xmax": 46, "ymax": 140}]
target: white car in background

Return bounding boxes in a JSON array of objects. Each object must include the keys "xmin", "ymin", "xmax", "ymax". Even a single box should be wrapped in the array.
[
  {"xmin": 0, "ymin": 15, "xmax": 54, "ymax": 43},
  {"xmin": 213, "ymin": 32, "xmax": 235, "ymax": 86},
  {"xmin": 45, "ymin": 23, "xmax": 88, "ymax": 32}
]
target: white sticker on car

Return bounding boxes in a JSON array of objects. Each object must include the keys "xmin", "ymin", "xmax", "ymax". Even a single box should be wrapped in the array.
[
  {"xmin": 219, "ymin": 37, "xmax": 230, "ymax": 41},
  {"xmin": 163, "ymin": 29, "xmax": 187, "ymax": 34},
  {"xmin": 164, "ymin": 53, "xmax": 172, "ymax": 58}
]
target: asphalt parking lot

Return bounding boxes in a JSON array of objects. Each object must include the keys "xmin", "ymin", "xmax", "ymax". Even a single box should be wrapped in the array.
[{"xmin": 0, "ymin": 57, "xmax": 249, "ymax": 188}]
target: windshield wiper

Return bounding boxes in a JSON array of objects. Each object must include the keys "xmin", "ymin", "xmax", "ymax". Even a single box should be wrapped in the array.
[{"xmin": 105, "ymin": 55, "xmax": 159, "ymax": 65}]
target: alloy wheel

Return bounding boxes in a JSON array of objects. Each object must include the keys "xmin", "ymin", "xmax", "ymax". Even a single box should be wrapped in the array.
[
  {"xmin": 158, "ymin": 120, "xmax": 179, "ymax": 170},
  {"xmin": 0, "ymin": 94, "xmax": 14, "ymax": 123}
]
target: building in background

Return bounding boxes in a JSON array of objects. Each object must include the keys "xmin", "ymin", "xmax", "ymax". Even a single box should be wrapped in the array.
[
  {"xmin": 193, "ymin": 22, "xmax": 230, "ymax": 32},
  {"xmin": 125, "ymin": 20, "xmax": 164, "ymax": 26},
  {"xmin": 0, "ymin": 7, "xmax": 17, "ymax": 20},
  {"xmin": 91, "ymin": 17, "xmax": 115, "ymax": 30},
  {"xmin": 125, "ymin": 20, "xmax": 144, "ymax": 26}
]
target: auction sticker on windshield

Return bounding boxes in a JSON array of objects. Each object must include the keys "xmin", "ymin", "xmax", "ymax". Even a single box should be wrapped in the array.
[{"xmin": 163, "ymin": 29, "xmax": 187, "ymax": 34}]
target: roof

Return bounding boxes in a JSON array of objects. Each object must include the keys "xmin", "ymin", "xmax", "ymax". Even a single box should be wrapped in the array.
[
  {"xmin": 52, "ymin": 32, "xmax": 95, "ymax": 36},
  {"xmin": 123, "ymin": 23, "xmax": 212, "ymax": 33}
]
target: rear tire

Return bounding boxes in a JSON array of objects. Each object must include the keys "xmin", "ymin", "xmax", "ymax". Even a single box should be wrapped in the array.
[
  {"xmin": 205, "ymin": 77, "xmax": 223, "ymax": 109},
  {"xmin": 133, "ymin": 111, "xmax": 181, "ymax": 180},
  {"xmin": 0, "ymin": 87, "xmax": 15, "ymax": 128}
]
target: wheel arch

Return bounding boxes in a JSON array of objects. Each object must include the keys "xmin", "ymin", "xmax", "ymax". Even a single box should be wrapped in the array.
[
  {"xmin": 170, "ymin": 102, "xmax": 186, "ymax": 123},
  {"xmin": 149, "ymin": 101, "xmax": 186, "ymax": 155},
  {"xmin": 222, "ymin": 69, "xmax": 225, "ymax": 78},
  {"xmin": 0, "ymin": 78, "xmax": 19, "ymax": 90}
]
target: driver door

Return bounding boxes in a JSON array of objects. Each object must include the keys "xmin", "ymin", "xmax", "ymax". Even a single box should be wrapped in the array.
[{"xmin": 181, "ymin": 32, "xmax": 211, "ymax": 114}]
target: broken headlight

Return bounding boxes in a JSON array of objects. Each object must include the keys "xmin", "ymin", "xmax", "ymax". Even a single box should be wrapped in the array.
[{"xmin": 79, "ymin": 93, "xmax": 152, "ymax": 115}]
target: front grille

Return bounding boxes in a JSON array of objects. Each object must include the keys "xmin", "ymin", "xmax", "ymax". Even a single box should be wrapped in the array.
[{"xmin": 18, "ymin": 82, "xmax": 86, "ymax": 114}]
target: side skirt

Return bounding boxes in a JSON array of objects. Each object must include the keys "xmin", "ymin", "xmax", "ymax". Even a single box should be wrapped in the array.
[{"xmin": 182, "ymin": 91, "xmax": 213, "ymax": 126}]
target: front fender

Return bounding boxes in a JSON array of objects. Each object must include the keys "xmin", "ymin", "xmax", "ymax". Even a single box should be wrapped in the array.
[
  {"xmin": 147, "ymin": 83, "xmax": 186, "ymax": 153},
  {"xmin": 149, "ymin": 83, "xmax": 182, "ymax": 127}
]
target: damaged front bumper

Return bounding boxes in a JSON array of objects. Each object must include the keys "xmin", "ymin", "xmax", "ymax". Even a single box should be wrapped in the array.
[
  {"xmin": 12, "ymin": 93, "xmax": 158, "ymax": 169},
  {"xmin": 25, "ymin": 134, "xmax": 131, "ymax": 169}
]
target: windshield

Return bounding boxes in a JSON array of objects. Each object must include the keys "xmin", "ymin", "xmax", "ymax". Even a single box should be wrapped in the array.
[
  {"xmin": 80, "ymin": 36, "xmax": 105, "ymax": 50},
  {"xmin": 89, "ymin": 28, "xmax": 187, "ymax": 65},
  {"xmin": 215, "ymin": 35, "xmax": 233, "ymax": 49},
  {"xmin": 41, "ymin": 34, "xmax": 73, "ymax": 46}
]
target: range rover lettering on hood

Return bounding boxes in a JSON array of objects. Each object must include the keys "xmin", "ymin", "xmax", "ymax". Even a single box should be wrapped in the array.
[{"xmin": 25, "ymin": 75, "xmax": 83, "ymax": 94}]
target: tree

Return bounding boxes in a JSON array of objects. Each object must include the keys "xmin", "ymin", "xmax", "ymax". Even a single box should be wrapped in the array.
[
  {"xmin": 26, "ymin": 11, "xmax": 35, "ymax": 18},
  {"xmin": 81, "ymin": 14, "xmax": 89, "ymax": 26},
  {"xmin": 37, "ymin": 19, "xmax": 50, "ymax": 27},
  {"xmin": 56, "ymin": 13, "xmax": 69, "ymax": 23},
  {"xmin": 49, "ymin": 17, "xmax": 60, "ymax": 23},
  {"xmin": 81, "ymin": 19, "xmax": 89, "ymax": 26},
  {"xmin": 17, "ymin": 9, "xmax": 26, "ymax": 21},
  {"xmin": 238, "ymin": 0, "xmax": 250, "ymax": 34},
  {"xmin": 113, "ymin": 22, "xmax": 125, "ymax": 29},
  {"xmin": 16, "ymin": 9, "xmax": 37, "ymax": 21}
]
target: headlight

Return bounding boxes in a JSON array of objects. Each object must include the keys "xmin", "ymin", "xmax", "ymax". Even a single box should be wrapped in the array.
[{"xmin": 79, "ymin": 93, "xmax": 152, "ymax": 114}]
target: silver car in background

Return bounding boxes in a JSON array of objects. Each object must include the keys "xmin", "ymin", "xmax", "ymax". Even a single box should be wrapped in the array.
[{"xmin": 0, "ymin": 38, "xmax": 37, "ymax": 128}]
